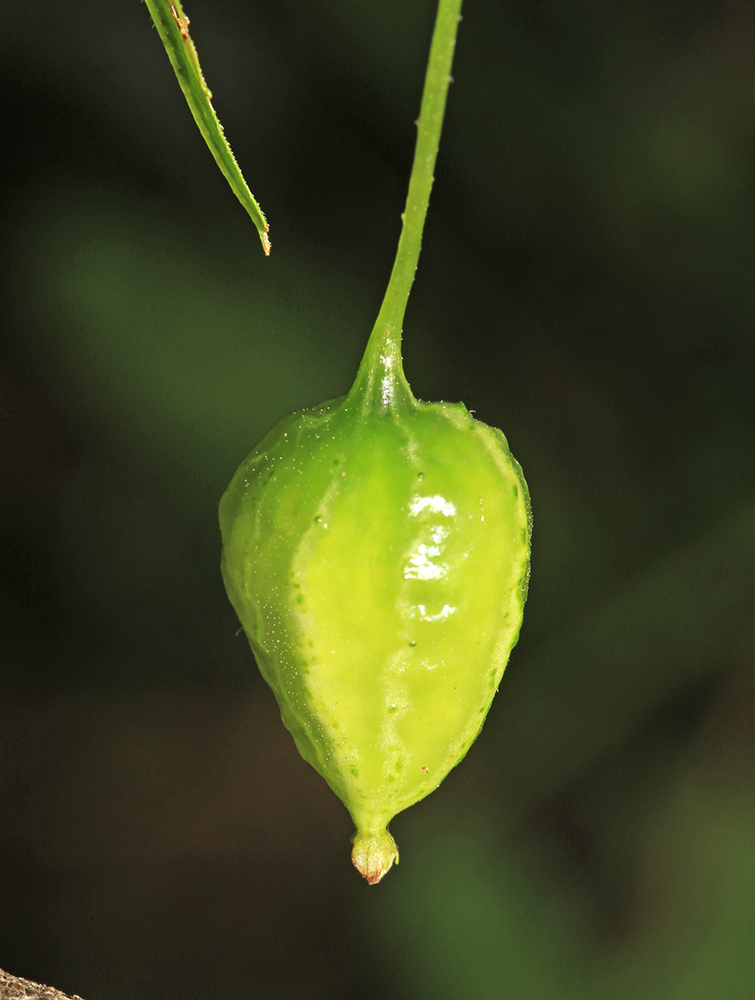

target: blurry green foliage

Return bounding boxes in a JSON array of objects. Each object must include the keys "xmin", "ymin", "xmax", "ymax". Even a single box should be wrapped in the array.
[
  {"xmin": 374, "ymin": 781, "xmax": 755, "ymax": 1000},
  {"xmin": 15, "ymin": 194, "xmax": 370, "ymax": 489}
]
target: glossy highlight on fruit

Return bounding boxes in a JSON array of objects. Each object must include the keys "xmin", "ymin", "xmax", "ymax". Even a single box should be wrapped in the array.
[{"xmin": 219, "ymin": 330, "xmax": 531, "ymax": 883}]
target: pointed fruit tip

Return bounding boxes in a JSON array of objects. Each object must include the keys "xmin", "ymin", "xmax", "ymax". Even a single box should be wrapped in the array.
[{"xmin": 351, "ymin": 828, "xmax": 399, "ymax": 885}]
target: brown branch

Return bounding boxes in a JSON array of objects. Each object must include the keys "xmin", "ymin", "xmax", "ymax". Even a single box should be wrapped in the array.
[{"xmin": 0, "ymin": 969, "xmax": 86, "ymax": 1000}]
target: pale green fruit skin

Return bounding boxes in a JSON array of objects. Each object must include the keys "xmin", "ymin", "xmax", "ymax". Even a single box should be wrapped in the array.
[{"xmin": 220, "ymin": 392, "xmax": 531, "ymax": 847}]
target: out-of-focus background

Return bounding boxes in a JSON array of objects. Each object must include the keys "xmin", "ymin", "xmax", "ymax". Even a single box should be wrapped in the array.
[{"xmin": 2, "ymin": 0, "xmax": 755, "ymax": 997}]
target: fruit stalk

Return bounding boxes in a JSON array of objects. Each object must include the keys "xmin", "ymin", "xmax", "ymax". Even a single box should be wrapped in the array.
[{"xmin": 352, "ymin": 0, "xmax": 464, "ymax": 416}]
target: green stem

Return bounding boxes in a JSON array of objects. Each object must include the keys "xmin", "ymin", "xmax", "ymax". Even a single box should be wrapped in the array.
[{"xmin": 349, "ymin": 0, "xmax": 464, "ymax": 410}]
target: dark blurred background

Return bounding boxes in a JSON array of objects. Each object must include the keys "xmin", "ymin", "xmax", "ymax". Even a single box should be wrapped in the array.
[{"xmin": 2, "ymin": 0, "xmax": 755, "ymax": 997}]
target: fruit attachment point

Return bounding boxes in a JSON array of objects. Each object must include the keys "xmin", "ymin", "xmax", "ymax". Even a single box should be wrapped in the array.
[{"xmin": 351, "ymin": 828, "xmax": 399, "ymax": 884}]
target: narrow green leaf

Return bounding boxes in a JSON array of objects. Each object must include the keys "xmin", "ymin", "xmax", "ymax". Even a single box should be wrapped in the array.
[{"xmin": 143, "ymin": 0, "xmax": 270, "ymax": 255}]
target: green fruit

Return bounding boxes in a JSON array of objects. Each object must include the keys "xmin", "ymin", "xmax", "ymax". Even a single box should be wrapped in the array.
[{"xmin": 219, "ymin": 331, "xmax": 531, "ymax": 882}]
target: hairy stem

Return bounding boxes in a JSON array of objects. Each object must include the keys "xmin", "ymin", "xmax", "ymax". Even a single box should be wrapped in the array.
[{"xmin": 350, "ymin": 0, "xmax": 464, "ymax": 408}]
